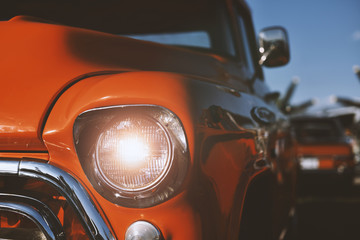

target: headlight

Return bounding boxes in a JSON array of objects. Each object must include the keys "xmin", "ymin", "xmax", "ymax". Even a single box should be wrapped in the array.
[
  {"xmin": 96, "ymin": 115, "xmax": 172, "ymax": 191},
  {"xmin": 74, "ymin": 105, "xmax": 189, "ymax": 208}
]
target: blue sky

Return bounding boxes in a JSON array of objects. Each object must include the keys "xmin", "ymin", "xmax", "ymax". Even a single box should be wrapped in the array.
[{"xmin": 248, "ymin": 0, "xmax": 360, "ymax": 105}]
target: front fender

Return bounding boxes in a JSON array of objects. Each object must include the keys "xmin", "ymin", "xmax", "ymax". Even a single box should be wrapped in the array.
[
  {"xmin": 42, "ymin": 70, "xmax": 270, "ymax": 239},
  {"xmin": 43, "ymin": 71, "xmax": 200, "ymax": 239}
]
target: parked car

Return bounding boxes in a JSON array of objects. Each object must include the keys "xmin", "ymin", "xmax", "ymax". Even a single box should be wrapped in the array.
[
  {"xmin": 0, "ymin": 0, "xmax": 296, "ymax": 239},
  {"xmin": 291, "ymin": 114, "xmax": 356, "ymax": 184}
]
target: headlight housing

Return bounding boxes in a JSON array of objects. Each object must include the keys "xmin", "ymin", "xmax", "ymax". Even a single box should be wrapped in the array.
[{"xmin": 74, "ymin": 105, "xmax": 189, "ymax": 208}]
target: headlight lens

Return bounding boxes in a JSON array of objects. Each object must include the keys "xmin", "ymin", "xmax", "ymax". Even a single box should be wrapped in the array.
[
  {"xmin": 74, "ymin": 105, "xmax": 189, "ymax": 208},
  {"xmin": 95, "ymin": 116, "xmax": 172, "ymax": 191}
]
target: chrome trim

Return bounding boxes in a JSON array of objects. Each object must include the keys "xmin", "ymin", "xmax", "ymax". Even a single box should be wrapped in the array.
[
  {"xmin": 78, "ymin": 104, "xmax": 156, "ymax": 114},
  {"xmin": 0, "ymin": 160, "xmax": 116, "ymax": 240},
  {"xmin": 0, "ymin": 160, "xmax": 20, "ymax": 175},
  {"xmin": 0, "ymin": 193, "xmax": 65, "ymax": 240}
]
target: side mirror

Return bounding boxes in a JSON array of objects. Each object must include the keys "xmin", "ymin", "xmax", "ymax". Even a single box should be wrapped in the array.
[{"xmin": 258, "ymin": 26, "xmax": 290, "ymax": 67}]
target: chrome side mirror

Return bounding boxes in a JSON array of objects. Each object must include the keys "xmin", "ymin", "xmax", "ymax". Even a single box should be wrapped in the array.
[{"xmin": 258, "ymin": 26, "xmax": 290, "ymax": 67}]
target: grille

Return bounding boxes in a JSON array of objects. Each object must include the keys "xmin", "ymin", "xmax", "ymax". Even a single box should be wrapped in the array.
[{"xmin": 0, "ymin": 160, "xmax": 116, "ymax": 240}]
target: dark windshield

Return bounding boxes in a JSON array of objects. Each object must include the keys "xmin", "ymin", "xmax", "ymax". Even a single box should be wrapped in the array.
[
  {"xmin": 292, "ymin": 119, "xmax": 345, "ymax": 144},
  {"xmin": 1, "ymin": 0, "xmax": 236, "ymax": 56}
]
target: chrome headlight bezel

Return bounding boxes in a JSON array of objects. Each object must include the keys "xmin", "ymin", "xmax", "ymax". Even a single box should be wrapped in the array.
[{"xmin": 73, "ymin": 105, "xmax": 189, "ymax": 208}]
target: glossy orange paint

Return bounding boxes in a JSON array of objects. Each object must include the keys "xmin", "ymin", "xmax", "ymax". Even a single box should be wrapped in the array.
[
  {"xmin": 0, "ymin": 16, "xmax": 105, "ymax": 151},
  {"xmin": 0, "ymin": 3, "xmax": 296, "ymax": 239},
  {"xmin": 295, "ymin": 143, "xmax": 355, "ymax": 171},
  {"xmin": 42, "ymin": 70, "xmax": 267, "ymax": 239},
  {"xmin": 296, "ymin": 144, "xmax": 353, "ymax": 156},
  {"xmin": 0, "ymin": 16, "xmax": 227, "ymax": 152},
  {"xmin": 318, "ymin": 159, "xmax": 334, "ymax": 169},
  {"xmin": 42, "ymin": 72, "xmax": 198, "ymax": 239}
]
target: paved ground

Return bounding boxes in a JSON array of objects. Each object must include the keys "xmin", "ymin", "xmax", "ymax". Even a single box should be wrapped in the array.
[{"xmin": 292, "ymin": 168, "xmax": 360, "ymax": 240}]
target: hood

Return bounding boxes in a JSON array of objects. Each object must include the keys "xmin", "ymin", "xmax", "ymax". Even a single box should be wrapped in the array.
[{"xmin": 0, "ymin": 16, "xmax": 225, "ymax": 151}]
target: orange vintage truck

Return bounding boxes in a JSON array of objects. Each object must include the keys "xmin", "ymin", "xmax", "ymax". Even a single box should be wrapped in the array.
[
  {"xmin": 0, "ymin": 0, "xmax": 296, "ymax": 239},
  {"xmin": 291, "ymin": 114, "xmax": 356, "ymax": 185}
]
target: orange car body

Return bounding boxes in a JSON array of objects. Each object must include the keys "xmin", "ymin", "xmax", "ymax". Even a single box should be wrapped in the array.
[
  {"xmin": 0, "ymin": 1, "xmax": 296, "ymax": 239},
  {"xmin": 292, "ymin": 116, "xmax": 355, "ymax": 179},
  {"xmin": 296, "ymin": 145, "xmax": 354, "ymax": 171}
]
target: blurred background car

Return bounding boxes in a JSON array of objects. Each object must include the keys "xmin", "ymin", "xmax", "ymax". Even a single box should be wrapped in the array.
[{"xmin": 291, "ymin": 113, "xmax": 357, "ymax": 186}]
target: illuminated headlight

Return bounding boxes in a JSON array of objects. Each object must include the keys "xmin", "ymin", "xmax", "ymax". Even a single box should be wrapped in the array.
[
  {"xmin": 74, "ymin": 105, "xmax": 189, "ymax": 208},
  {"xmin": 96, "ymin": 116, "xmax": 171, "ymax": 191}
]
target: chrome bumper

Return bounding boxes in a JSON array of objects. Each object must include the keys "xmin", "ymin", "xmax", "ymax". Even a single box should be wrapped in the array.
[
  {"xmin": 0, "ymin": 160, "xmax": 116, "ymax": 240},
  {"xmin": 0, "ymin": 193, "xmax": 65, "ymax": 240}
]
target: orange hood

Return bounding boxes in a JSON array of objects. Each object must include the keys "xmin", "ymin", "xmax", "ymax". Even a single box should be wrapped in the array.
[{"xmin": 0, "ymin": 16, "xmax": 224, "ymax": 151}]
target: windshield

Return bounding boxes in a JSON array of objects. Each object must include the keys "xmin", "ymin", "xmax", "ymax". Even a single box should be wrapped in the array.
[
  {"xmin": 1, "ymin": 0, "xmax": 236, "ymax": 57},
  {"xmin": 293, "ymin": 119, "xmax": 345, "ymax": 144},
  {"xmin": 123, "ymin": 31, "xmax": 211, "ymax": 49}
]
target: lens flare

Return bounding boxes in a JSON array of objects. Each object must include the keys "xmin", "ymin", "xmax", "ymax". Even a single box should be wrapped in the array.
[
  {"xmin": 115, "ymin": 135, "xmax": 150, "ymax": 170},
  {"xmin": 95, "ymin": 116, "xmax": 171, "ymax": 191}
]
